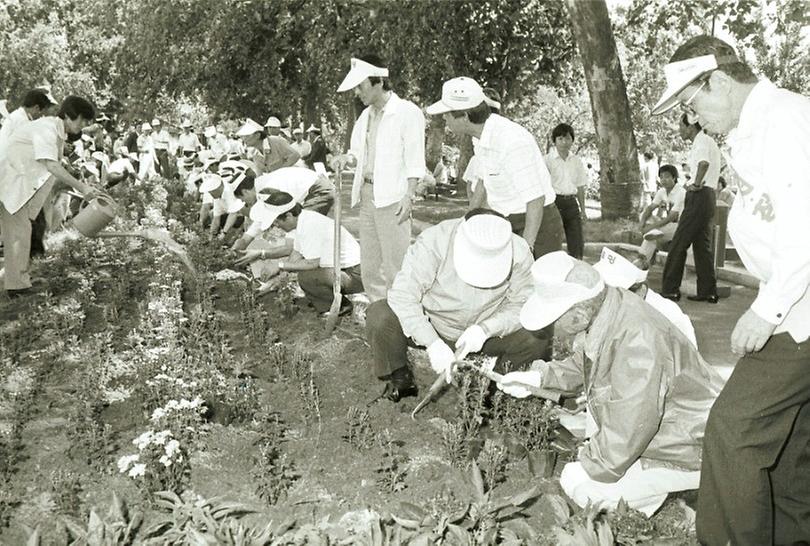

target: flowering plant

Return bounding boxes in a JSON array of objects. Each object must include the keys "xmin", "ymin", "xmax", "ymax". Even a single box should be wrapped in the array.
[{"xmin": 118, "ymin": 429, "xmax": 188, "ymax": 494}]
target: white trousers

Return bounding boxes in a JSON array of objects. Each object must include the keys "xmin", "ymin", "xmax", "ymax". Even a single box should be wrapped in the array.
[
  {"xmin": 560, "ymin": 460, "xmax": 700, "ymax": 517},
  {"xmin": 639, "ymin": 223, "xmax": 677, "ymax": 260}
]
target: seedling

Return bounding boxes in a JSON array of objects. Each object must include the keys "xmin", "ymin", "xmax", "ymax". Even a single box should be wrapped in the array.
[
  {"xmin": 343, "ymin": 406, "xmax": 375, "ymax": 450},
  {"xmin": 376, "ymin": 429, "xmax": 408, "ymax": 492}
]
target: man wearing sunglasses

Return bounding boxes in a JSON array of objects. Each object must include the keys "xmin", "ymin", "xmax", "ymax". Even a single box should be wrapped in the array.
[{"xmin": 653, "ymin": 35, "xmax": 810, "ymax": 546}]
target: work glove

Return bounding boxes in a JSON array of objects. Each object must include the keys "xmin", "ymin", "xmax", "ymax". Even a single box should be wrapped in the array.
[
  {"xmin": 427, "ymin": 339, "xmax": 456, "ymax": 383},
  {"xmin": 496, "ymin": 370, "xmax": 543, "ymax": 399},
  {"xmin": 454, "ymin": 325, "xmax": 487, "ymax": 359}
]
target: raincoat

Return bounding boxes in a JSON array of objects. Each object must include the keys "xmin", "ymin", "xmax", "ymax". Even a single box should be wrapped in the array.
[{"xmin": 540, "ymin": 286, "xmax": 723, "ymax": 482}]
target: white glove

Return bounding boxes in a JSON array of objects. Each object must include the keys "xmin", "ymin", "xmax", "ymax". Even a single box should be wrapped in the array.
[
  {"xmin": 427, "ymin": 339, "xmax": 456, "ymax": 383},
  {"xmin": 496, "ymin": 370, "xmax": 543, "ymax": 399},
  {"xmin": 454, "ymin": 324, "xmax": 487, "ymax": 359}
]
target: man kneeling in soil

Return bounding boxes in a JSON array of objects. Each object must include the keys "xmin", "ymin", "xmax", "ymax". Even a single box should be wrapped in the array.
[
  {"xmin": 366, "ymin": 210, "xmax": 551, "ymax": 402},
  {"xmin": 247, "ymin": 191, "xmax": 363, "ymax": 315},
  {"xmin": 499, "ymin": 251, "xmax": 722, "ymax": 516}
]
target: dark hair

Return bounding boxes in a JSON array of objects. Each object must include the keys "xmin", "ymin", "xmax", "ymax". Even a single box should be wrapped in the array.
[
  {"xmin": 643, "ymin": 151, "xmax": 654, "ymax": 160},
  {"xmin": 450, "ymin": 101, "xmax": 490, "ymax": 124},
  {"xmin": 551, "ymin": 123, "xmax": 575, "ymax": 141},
  {"xmin": 670, "ymin": 35, "xmax": 758, "ymax": 84},
  {"xmin": 718, "ymin": 176, "xmax": 727, "ymax": 189},
  {"xmin": 464, "ymin": 208, "xmax": 507, "ymax": 221},
  {"xmin": 659, "ymin": 164, "xmax": 679, "ymax": 180},
  {"xmin": 482, "ymin": 87, "xmax": 501, "ymax": 113},
  {"xmin": 22, "ymin": 89, "xmax": 53, "ymax": 109},
  {"xmin": 359, "ymin": 53, "xmax": 391, "ymax": 91},
  {"xmin": 233, "ymin": 173, "xmax": 255, "ymax": 197},
  {"xmin": 58, "ymin": 96, "xmax": 95, "ymax": 121},
  {"xmin": 680, "ymin": 112, "xmax": 702, "ymax": 131},
  {"xmin": 277, "ymin": 202, "xmax": 303, "ymax": 220},
  {"xmin": 263, "ymin": 190, "xmax": 295, "ymax": 207}
]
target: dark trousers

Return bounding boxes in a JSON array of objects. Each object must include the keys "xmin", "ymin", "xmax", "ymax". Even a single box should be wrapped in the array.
[
  {"xmin": 555, "ymin": 195, "xmax": 584, "ymax": 259},
  {"xmin": 155, "ymin": 149, "xmax": 171, "ymax": 179},
  {"xmin": 365, "ymin": 299, "xmax": 552, "ymax": 379},
  {"xmin": 697, "ymin": 334, "xmax": 810, "ymax": 545},
  {"xmin": 297, "ymin": 265, "xmax": 363, "ymax": 312},
  {"xmin": 507, "ymin": 204, "xmax": 564, "ymax": 258},
  {"xmin": 30, "ymin": 210, "xmax": 47, "ymax": 258},
  {"xmin": 661, "ymin": 187, "xmax": 716, "ymax": 296}
]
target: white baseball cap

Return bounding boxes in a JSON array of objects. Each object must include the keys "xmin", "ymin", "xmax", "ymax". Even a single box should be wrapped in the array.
[
  {"xmin": 151, "ymin": 118, "xmax": 161, "ymax": 126},
  {"xmin": 306, "ymin": 124, "xmax": 320, "ymax": 133},
  {"xmin": 141, "ymin": 122, "xmax": 151, "ymax": 131},
  {"xmin": 264, "ymin": 116, "xmax": 281, "ymax": 128},
  {"xmin": 292, "ymin": 127, "xmax": 303, "ymax": 135},
  {"xmin": 199, "ymin": 173, "xmax": 224, "ymax": 193},
  {"xmin": 426, "ymin": 77, "xmax": 487, "ymax": 116},
  {"xmin": 652, "ymin": 53, "xmax": 736, "ymax": 115},
  {"xmin": 248, "ymin": 195, "xmax": 296, "ymax": 230},
  {"xmin": 592, "ymin": 247, "xmax": 648, "ymax": 289},
  {"xmin": 337, "ymin": 57, "xmax": 389, "ymax": 92},
  {"xmin": 236, "ymin": 118, "xmax": 264, "ymax": 137},
  {"xmin": 453, "ymin": 214, "xmax": 513, "ymax": 288},
  {"xmin": 519, "ymin": 251, "xmax": 605, "ymax": 330}
]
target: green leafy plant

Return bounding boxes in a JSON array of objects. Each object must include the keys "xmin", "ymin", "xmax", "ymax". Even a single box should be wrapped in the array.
[
  {"xmin": 376, "ymin": 429, "xmax": 408, "ymax": 493},
  {"xmin": 554, "ymin": 502, "xmax": 614, "ymax": 546},
  {"xmin": 238, "ymin": 282, "xmax": 271, "ymax": 347},
  {"xmin": 343, "ymin": 406, "xmax": 376, "ymax": 451},
  {"xmin": 50, "ymin": 470, "xmax": 83, "ymax": 518},
  {"xmin": 477, "ymin": 439, "xmax": 508, "ymax": 492},
  {"xmin": 608, "ymin": 499, "xmax": 654, "ymax": 545},
  {"xmin": 252, "ymin": 408, "xmax": 298, "ymax": 506},
  {"xmin": 57, "ymin": 492, "xmax": 143, "ymax": 546}
]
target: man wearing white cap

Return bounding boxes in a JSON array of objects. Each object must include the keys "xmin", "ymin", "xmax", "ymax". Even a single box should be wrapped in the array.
[
  {"xmin": 151, "ymin": 118, "xmax": 172, "ymax": 178},
  {"xmin": 0, "ymin": 89, "xmax": 58, "ymax": 161},
  {"xmin": 236, "ymin": 118, "xmax": 270, "ymax": 175},
  {"xmin": 366, "ymin": 210, "xmax": 551, "ymax": 402},
  {"xmin": 651, "ymin": 35, "xmax": 810, "ymax": 545},
  {"xmin": 200, "ymin": 173, "xmax": 244, "ymax": 239},
  {"xmin": 593, "ymin": 247, "xmax": 696, "ymax": 347},
  {"xmin": 205, "ymin": 126, "xmax": 229, "ymax": 158},
  {"xmin": 332, "ymin": 54, "xmax": 426, "ymax": 302},
  {"xmin": 500, "ymin": 251, "xmax": 722, "ymax": 516},
  {"xmin": 136, "ymin": 122, "xmax": 158, "ymax": 180},
  {"xmin": 427, "ymin": 77, "xmax": 563, "ymax": 259},
  {"xmin": 290, "ymin": 127, "xmax": 310, "ymax": 167},
  {"xmin": 262, "ymin": 116, "xmax": 300, "ymax": 172},
  {"xmin": 246, "ymin": 191, "xmax": 363, "ymax": 313},
  {"xmin": 178, "ymin": 120, "xmax": 201, "ymax": 156}
]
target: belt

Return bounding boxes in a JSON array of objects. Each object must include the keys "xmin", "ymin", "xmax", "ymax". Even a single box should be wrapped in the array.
[
  {"xmin": 556, "ymin": 194, "xmax": 577, "ymax": 199},
  {"xmin": 363, "ymin": 176, "xmax": 373, "ymax": 185}
]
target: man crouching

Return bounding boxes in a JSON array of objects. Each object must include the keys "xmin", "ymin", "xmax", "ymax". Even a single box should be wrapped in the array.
[{"xmin": 499, "ymin": 251, "xmax": 723, "ymax": 516}]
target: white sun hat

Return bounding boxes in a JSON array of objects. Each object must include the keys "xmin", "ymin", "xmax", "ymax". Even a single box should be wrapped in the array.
[
  {"xmin": 651, "ymin": 53, "xmax": 737, "ymax": 115},
  {"xmin": 426, "ymin": 77, "xmax": 487, "ymax": 116},
  {"xmin": 151, "ymin": 118, "xmax": 161, "ymax": 126},
  {"xmin": 592, "ymin": 247, "xmax": 648, "ymax": 289},
  {"xmin": 306, "ymin": 124, "xmax": 320, "ymax": 133},
  {"xmin": 248, "ymin": 196, "xmax": 296, "ymax": 230},
  {"xmin": 452, "ymin": 214, "xmax": 514, "ymax": 288},
  {"xmin": 264, "ymin": 116, "xmax": 281, "ymax": 128},
  {"xmin": 204, "ymin": 125, "xmax": 217, "ymax": 138},
  {"xmin": 292, "ymin": 127, "xmax": 303, "ymax": 135},
  {"xmin": 236, "ymin": 118, "xmax": 264, "ymax": 137},
  {"xmin": 141, "ymin": 122, "xmax": 151, "ymax": 131},
  {"xmin": 520, "ymin": 251, "xmax": 605, "ymax": 331},
  {"xmin": 337, "ymin": 57, "xmax": 389, "ymax": 92},
  {"xmin": 181, "ymin": 119, "xmax": 193, "ymax": 128},
  {"xmin": 199, "ymin": 173, "xmax": 224, "ymax": 193}
]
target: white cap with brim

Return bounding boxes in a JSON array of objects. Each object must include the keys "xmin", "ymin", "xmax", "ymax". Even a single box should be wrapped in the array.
[
  {"xmin": 453, "ymin": 214, "xmax": 513, "ymax": 288},
  {"xmin": 264, "ymin": 116, "xmax": 281, "ymax": 128},
  {"xmin": 236, "ymin": 118, "xmax": 264, "ymax": 137},
  {"xmin": 181, "ymin": 120, "xmax": 193, "ymax": 128},
  {"xmin": 151, "ymin": 119, "xmax": 161, "ymax": 126},
  {"xmin": 199, "ymin": 173, "xmax": 224, "ymax": 193},
  {"xmin": 141, "ymin": 123, "xmax": 151, "ymax": 131},
  {"xmin": 519, "ymin": 251, "xmax": 605, "ymax": 330},
  {"xmin": 225, "ymin": 194, "xmax": 246, "ymax": 215},
  {"xmin": 592, "ymin": 247, "xmax": 648, "ymax": 289},
  {"xmin": 249, "ymin": 199, "xmax": 296, "ymax": 231},
  {"xmin": 651, "ymin": 54, "xmax": 735, "ymax": 115},
  {"xmin": 306, "ymin": 125, "xmax": 320, "ymax": 133},
  {"xmin": 337, "ymin": 58, "xmax": 389, "ymax": 92},
  {"xmin": 292, "ymin": 127, "xmax": 303, "ymax": 135},
  {"xmin": 426, "ymin": 77, "xmax": 487, "ymax": 116}
]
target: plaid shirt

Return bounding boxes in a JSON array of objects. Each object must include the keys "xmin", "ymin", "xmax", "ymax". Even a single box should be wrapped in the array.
[{"xmin": 473, "ymin": 114, "xmax": 555, "ymax": 215}]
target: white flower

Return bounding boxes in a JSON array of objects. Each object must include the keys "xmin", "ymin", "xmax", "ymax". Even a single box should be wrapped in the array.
[
  {"xmin": 128, "ymin": 463, "xmax": 146, "ymax": 478},
  {"xmin": 153, "ymin": 430, "xmax": 173, "ymax": 445},
  {"xmin": 133, "ymin": 431, "xmax": 154, "ymax": 450},
  {"xmin": 165, "ymin": 439, "xmax": 180, "ymax": 457},
  {"xmin": 159, "ymin": 455, "xmax": 172, "ymax": 467},
  {"xmin": 150, "ymin": 407, "xmax": 167, "ymax": 421},
  {"xmin": 117, "ymin": 454, "xmax": 139, "ymax": 473}
]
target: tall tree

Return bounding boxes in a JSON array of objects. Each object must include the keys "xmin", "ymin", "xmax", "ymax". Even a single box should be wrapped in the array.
[{"xmin": 566, "ymin": 0, "xmax": 640, "ymax": 219}]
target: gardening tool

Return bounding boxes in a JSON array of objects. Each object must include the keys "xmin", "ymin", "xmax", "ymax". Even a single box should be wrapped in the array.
[
  {"xmin": 96, "ymin": 228, "xmax": 196, "ymax": 274},
  {"xmin": 410, "ymin": 349, "xmax": 466, "ymax": 420},
  {"xmin": 72, "ymin": 196, "xmax": 117, "ymax": 237},
  {"xmin": 323, "ymin": 165, "xmax": 342, "ymax": 334}
]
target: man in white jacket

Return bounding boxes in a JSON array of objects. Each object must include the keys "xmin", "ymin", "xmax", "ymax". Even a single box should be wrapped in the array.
[{"xmin": 332, "ymin": 55, "xmax": 425, "ymax": 301}]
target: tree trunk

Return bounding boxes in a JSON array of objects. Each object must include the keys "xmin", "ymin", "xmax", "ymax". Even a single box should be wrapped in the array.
[
  {"xmin": 566, "ymin": 0, "xmax": 641, "ymax": 220},
  {"xmin": 425, "ymin": 115, "xmax": 445, "ymax": 172}
]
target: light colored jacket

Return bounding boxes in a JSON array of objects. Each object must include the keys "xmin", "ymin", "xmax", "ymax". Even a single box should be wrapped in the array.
[
  {"xmin": 540, "ymin": 287, "xmax": 723, "ymax": 482},
  {"xmin": 349, "ymin": 93, "xmax": 425, "ymax": 208},
  {"xmin": 387, "ymin": 218, "xmax": 534, "ymax": 348}
]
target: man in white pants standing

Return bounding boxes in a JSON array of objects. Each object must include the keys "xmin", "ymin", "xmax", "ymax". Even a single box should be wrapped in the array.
[
  {"xmin": 499, "ymin": 252, "xmax": 722, "ymax": 515},
  {"xmin": 332, "ymin": 54, "xmax": 425, "ymax": 301}
]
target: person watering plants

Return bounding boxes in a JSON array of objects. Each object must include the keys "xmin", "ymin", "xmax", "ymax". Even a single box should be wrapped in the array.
[
  {"xmin": 331, "ymin": 54, "xmax": 425, "ymax": 302},
  {"xmin": 365, "ymin": 210, "xmax": 551, "ymax": 402},
  {"xmin": 498, "ymin": 251, "xmax": 722, "ymax": 516},
  {"xmin": 650, "ymin": 35, "xmax": 810, "ymax": 546},
  {"xmin": 0, "ymin": 95, "xmax": 104, "ymax": 298}
]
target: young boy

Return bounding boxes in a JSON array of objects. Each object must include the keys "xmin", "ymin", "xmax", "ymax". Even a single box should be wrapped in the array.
[
  {"xmin": 638, "ymin": 164, "xmax": 686, "ymax": 263},
  {"xmin": 546, "ymin": 123, "xmax": 588, "ymax": 259}
]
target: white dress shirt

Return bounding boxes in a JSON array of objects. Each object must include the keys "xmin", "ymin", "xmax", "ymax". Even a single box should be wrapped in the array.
[
  {"xmin": 546, "ymin": 148, "xmax": 589, "ymax": 196},
  {"xmin": 294, "ymin": 210, "xmax": 361, "ymax": 268},
  {"xmin": 651, "ymin": 183, "xmax": 686, "ymax": 217},
  {"xmin": 473, "ymin": 114, "xmax": 556, "ymax": 215},
  {"xmin": 725, "ymin": 79, "xmax": 810, "ymax": 342},
  {"xmin": 688, "ymin": 130, "xmax": 721, "ymax": 189},
  {"xmin": 0, "ymin": 107, "xmax": 32, "ymax": 159},
  {"xmin": 348, "ymin": 93, "xmax": 425, "ymax": 208}
]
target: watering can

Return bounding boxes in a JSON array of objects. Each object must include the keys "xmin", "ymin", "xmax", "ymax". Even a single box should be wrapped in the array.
[{"xmin": 72, "ymin": 196, "xmax": 117, "ymax": 237}]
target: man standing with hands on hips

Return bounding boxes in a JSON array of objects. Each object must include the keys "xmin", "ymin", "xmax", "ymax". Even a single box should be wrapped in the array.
[
  {"xmin": 652, "ymin": 35, "xmax": 810, "ymax": 545},
  {"xmin": 331, "ymin": 54, "xmax": 425, "ymax": 302}
]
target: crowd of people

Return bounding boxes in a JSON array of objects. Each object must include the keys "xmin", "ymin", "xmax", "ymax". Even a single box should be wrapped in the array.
[{"xmin": 1, "ymin": 33, "xmax": 808, "ymax": 545}]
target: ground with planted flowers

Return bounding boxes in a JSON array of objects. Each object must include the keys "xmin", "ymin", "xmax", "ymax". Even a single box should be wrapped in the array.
[{"xmin": 0, "ymin": 177, "xmax": 698, "ymax": 545}]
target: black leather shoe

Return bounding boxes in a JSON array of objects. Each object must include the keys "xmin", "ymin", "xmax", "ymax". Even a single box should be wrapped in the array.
[
  {"xmin": 660, "ymin": 291, "xmax": 681, "ymax": 302},
  {"xmin": 687, "ymin": 294, "xmax": 719, "ymax": 303},
  {"xmin": 385, "ymin": 382, "xmax": 418, "ymax": 403}
]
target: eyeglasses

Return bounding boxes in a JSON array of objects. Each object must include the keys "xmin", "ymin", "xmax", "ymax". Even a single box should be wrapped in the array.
[{"xmin": 679, "ymin": 79, "xmax": 707, "ymax": 114}]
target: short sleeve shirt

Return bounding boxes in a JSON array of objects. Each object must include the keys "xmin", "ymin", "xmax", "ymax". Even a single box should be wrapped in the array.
[
  {"xmin": 688, "ymin": 131, "xmax": 721, "ymax": 189},
  {"xmin": 651, "ymin": 183, "xmax": 686, "ymax": 215},
  {"xmin": 546, "ymin": 149, "xmax": 589, "ymax": 196},
  {"xmin": 293, "ymin": 210, "xmax": 361, "ymax": 268}
]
